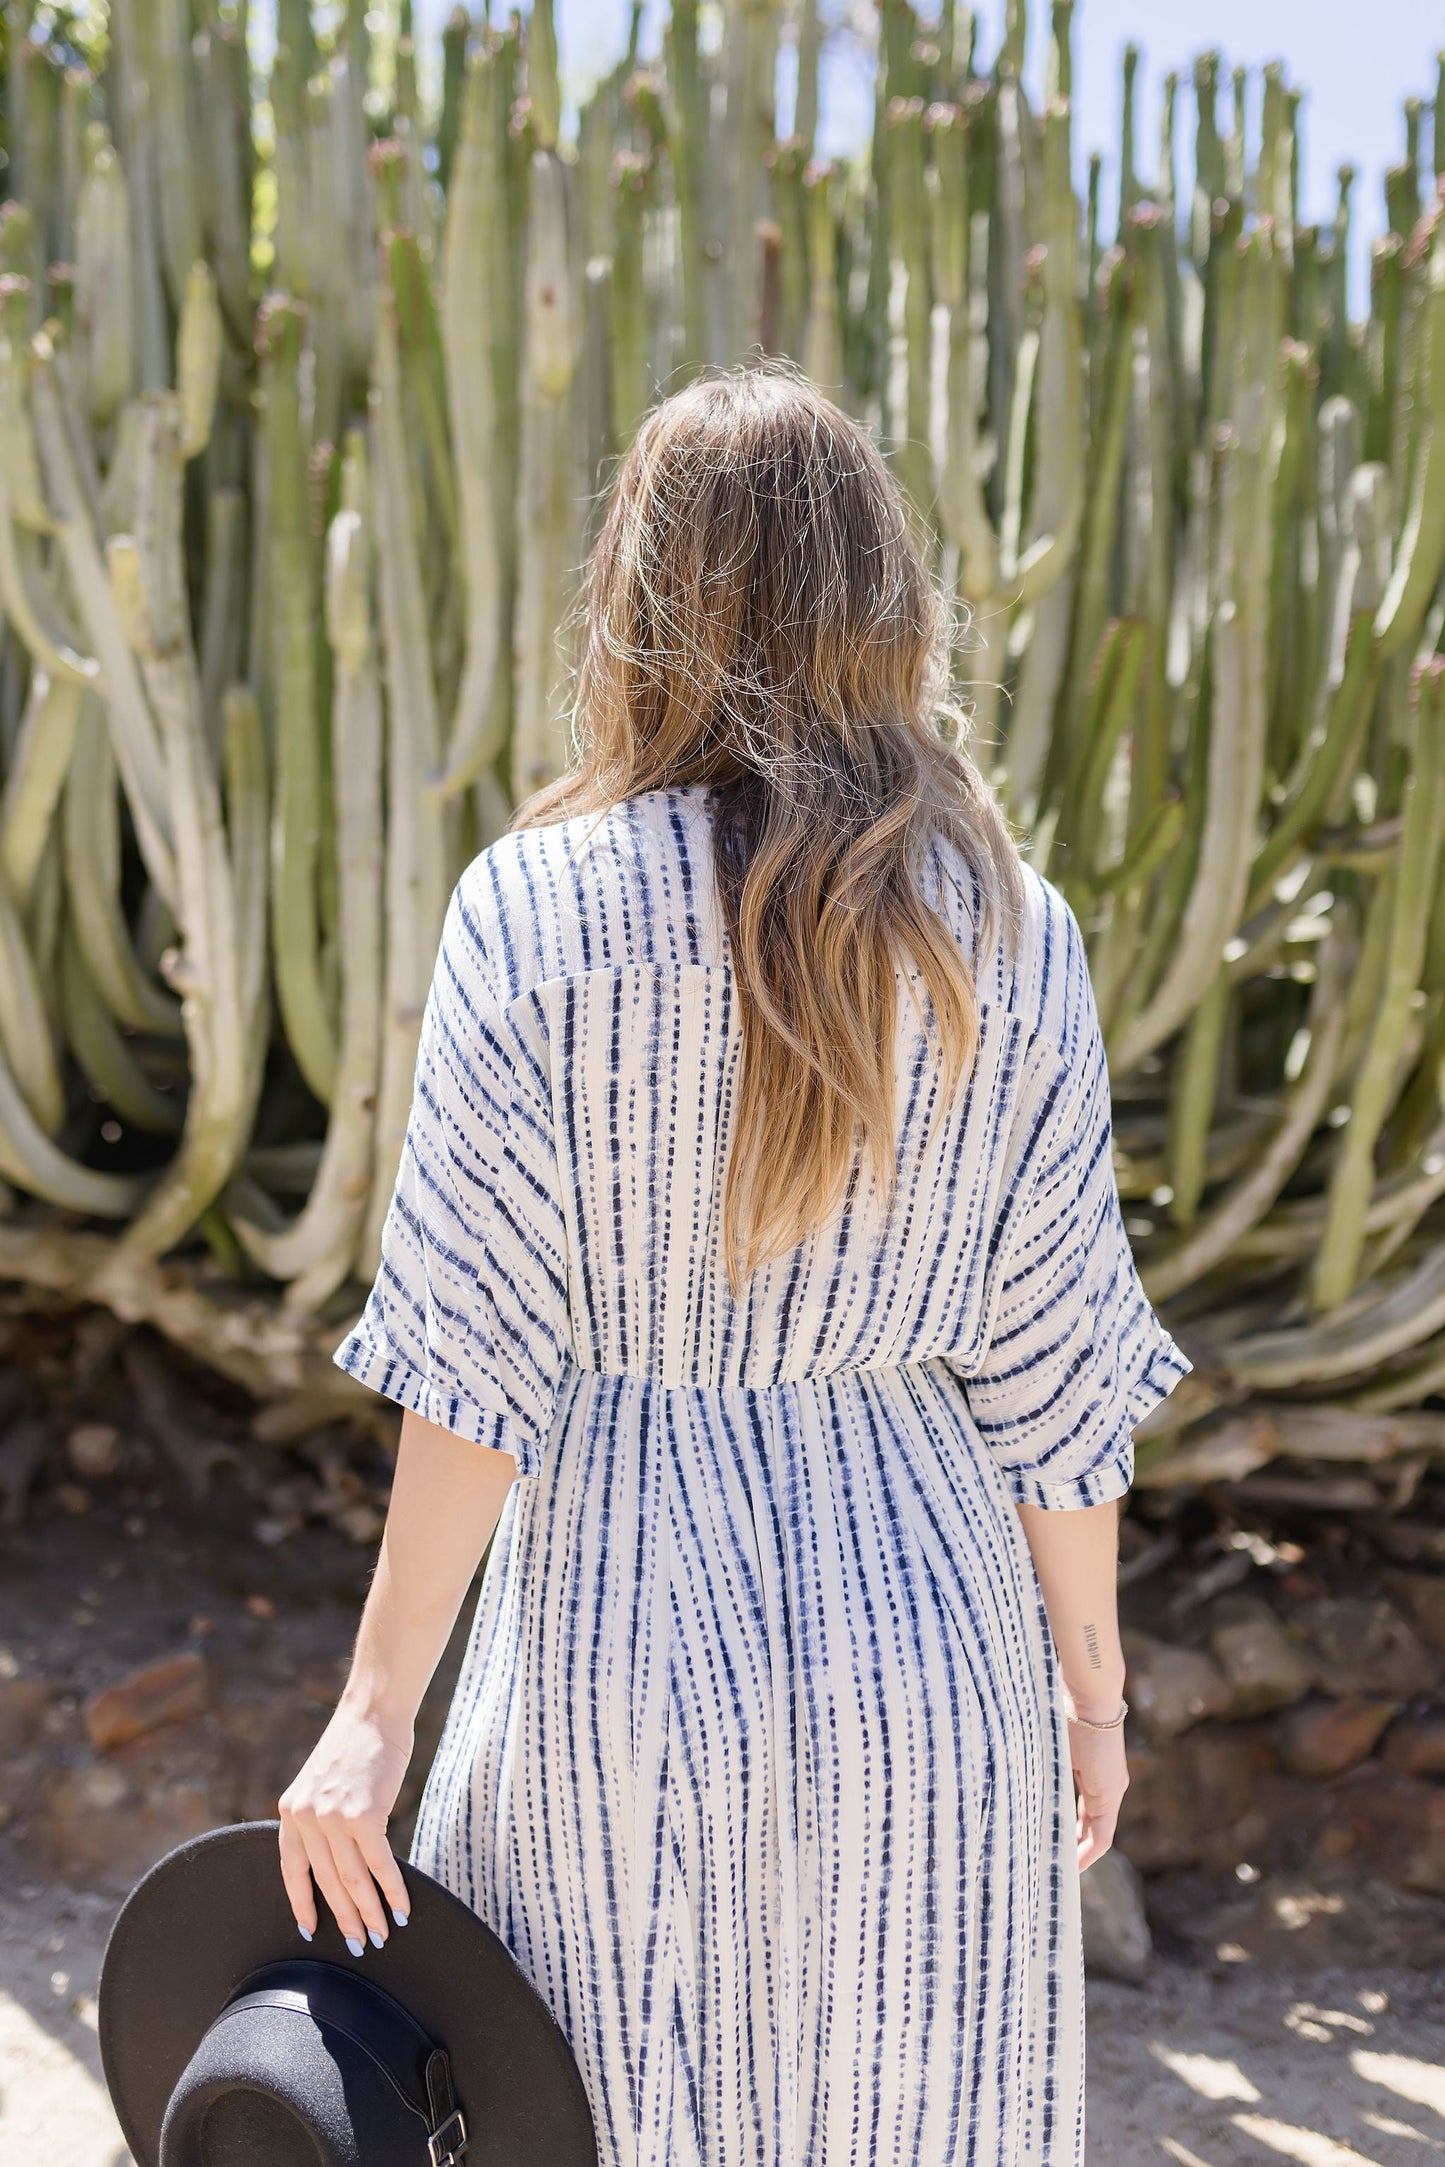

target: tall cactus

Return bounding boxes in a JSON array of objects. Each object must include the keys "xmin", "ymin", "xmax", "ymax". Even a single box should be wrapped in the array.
[{"xmin": 0, "ymin": 1, "xmax": 1437, "ymax": 1462}]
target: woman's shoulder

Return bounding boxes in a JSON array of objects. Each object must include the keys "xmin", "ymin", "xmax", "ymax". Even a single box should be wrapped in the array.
[
  {"xmin": 928, "ymin": 834, "xmax": 1094, "ymax": 1075},
  {"xmin": 449, "ymin": 787, "xmax": 721, "ymax": 1000}
]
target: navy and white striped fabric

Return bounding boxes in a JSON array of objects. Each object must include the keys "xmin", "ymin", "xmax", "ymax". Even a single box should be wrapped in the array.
[{"xmin": 335, "ymin": 783, "xmax": 1192, "ymax": 2167}]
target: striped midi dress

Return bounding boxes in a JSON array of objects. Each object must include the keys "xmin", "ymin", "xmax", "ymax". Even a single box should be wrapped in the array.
[{"xmin": 335, "ymin": 783, "xmax": 1192, "ymax": 2167}]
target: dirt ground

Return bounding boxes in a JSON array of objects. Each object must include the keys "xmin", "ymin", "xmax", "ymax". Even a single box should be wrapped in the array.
[
  {"xmin": 3, "ymin": 1881, "xmax": 1444, "ymax": 2167},
  {"xmin": 1, "ymin": 1316, "xmax": 1444, "ymax": 2164}
]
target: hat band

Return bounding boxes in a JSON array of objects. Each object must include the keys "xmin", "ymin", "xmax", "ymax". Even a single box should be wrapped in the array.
[
  {"xmin": 225, "ymin": 1964, "xmax": 469, "ymax": 2165},
  {"xmin": 159, "ymin": 1961, "xmax": 469, "ymax": 2167}
]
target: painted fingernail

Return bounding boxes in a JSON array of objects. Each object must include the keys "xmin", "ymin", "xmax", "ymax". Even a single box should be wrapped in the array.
[
  {"xmin": 298, "ymin": 1925, "xmax": 313, "ymax": 1943},
  {"xmin": 392, "ymin": 1908, "xmax": 410, "ymax": 1927},
  {"xmin": 368, "ymin": 1929, "xmax": 385, "ymax": 1949},
  {"xmin": 345, "ymin": 1936, "xmax": 365, "ymax": 1958}
]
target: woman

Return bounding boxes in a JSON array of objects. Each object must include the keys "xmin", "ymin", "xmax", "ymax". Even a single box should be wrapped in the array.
[{"xmin": 279, "ymin": 367, "xmax": 1191, "ymax": 2166}]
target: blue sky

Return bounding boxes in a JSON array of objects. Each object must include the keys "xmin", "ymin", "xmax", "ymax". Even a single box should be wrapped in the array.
[{"xmin": 402, "ymin": 0, "xmax": 1435, "ymax": 316}]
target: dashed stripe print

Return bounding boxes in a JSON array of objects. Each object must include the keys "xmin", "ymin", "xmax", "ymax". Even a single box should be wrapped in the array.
[{"xmin": 336, "ymin": 784, "xmax": 1192, "ymax": 2166}]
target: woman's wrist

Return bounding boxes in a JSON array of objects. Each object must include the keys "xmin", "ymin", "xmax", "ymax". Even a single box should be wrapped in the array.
[
  {"xmin": 337, "ymin": 1670, "xmax": 419, "ymax": 1743},
  {"xmin": 1061, "ymin": 1674, "xmax": 1127, "ymax": 1724}
]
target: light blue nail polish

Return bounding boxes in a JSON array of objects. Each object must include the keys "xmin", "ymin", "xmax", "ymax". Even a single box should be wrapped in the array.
[
  {"xmin": 392, "ymin": 1908, "xmax": 410, "ymax": 1927},
  {"xmin": 345, "ymin": 1936, "xmax": 365, "ymax": 1958},
  {"xmin": 298, "ymin": 1925, "xmax": 313, "ymax": 1943},
  {"xmin": 368, "ymin": 1929, "xmax": 385, "ymax": 1949}
]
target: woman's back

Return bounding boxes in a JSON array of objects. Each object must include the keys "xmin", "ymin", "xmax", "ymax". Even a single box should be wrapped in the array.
[
  {"xmin": 323, "ymin": 368, "xmax": 1192, "ymax": 2167},
  {"xmin": 344, "ymin": 782, "xmax": 1184, "ymax": 1500}
]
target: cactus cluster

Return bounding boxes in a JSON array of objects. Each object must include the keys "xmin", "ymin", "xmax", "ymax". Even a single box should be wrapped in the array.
[{"xmin": 0, "ymin": 0, "xmax": 1442, "ymax": 1453}]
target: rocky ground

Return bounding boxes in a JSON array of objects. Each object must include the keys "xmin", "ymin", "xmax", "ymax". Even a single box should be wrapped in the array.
[{"xmin": 2, "ymin": 1306, "xmax": 1445, "ymax": 2163}]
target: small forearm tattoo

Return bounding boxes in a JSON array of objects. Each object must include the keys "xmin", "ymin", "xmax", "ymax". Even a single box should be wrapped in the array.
[{"xmin": 1082, "ymin": 1622, "xmax": 1103, "ymax": 1670}]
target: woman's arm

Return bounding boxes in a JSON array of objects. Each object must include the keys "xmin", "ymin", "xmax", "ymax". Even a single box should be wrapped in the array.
[
  {"xmin": 1014, "ymin": 1495, "xmax": 1129, "ymax": 1872},
  {"xmin": 277, "ymin": 1408, "xmax": 520, "ymax": 1951}
]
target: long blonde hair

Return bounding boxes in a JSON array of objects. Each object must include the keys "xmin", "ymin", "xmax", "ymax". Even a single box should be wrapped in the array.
[{"xmin": 514, "ymin": 364, "xmax": 1026, "ymax": 1295}]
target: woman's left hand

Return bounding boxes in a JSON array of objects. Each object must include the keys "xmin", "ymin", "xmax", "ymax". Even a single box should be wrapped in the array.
[
  {"xmin": 1066, "ymin": 1713, "xmax": 1128, "ymax": 1873},
  {"xmin": 277, "ymin": 1699, "xmax": 415, "ymax": 1954}
]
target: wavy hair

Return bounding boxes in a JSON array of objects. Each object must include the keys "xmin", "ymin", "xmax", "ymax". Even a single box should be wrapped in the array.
[{"xmin": 514, "ymin": 363, "xmax": 1027, "ymax": 1296}]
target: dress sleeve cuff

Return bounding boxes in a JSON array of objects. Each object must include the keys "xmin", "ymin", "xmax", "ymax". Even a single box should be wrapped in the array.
[
  {"xmin": 333, "ymin": 1327, "xmax": 536, "ymax": 1476},
  {"xmin": 1004, "ymin": 1332, "xmax": 1194, "ymax": 1512}
]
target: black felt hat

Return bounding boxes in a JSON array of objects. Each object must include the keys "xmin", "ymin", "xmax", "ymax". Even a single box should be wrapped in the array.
[{"xmin": 98, "ymin": 1820, "xmax": 599, "ymax": 2167}]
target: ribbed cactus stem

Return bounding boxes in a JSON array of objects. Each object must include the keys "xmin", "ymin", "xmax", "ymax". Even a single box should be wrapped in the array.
[
  {"xmin": 512, "ymin": 139, "xmax": 581, "ymax": 801},
  {"xmin": 1144, "ymin": 929, "xmax": 1350, "ymax": 1302},
  {"xmin": 1118, "ymin": 43, "xmax": 1139, "ymax": 233},
  {"xmin": 795, "ymin": 0, "xmax": 822, "ymax": 155},
  {"xmin": 141, "ymin": 0, "xmax": 204, "ymax": 308},
  {"xmin": 927, "ymin": 98, "xmax": 1005, "ymax": 746},
  {"xmin": 433, "ymin": 45, "xmax": 508, "ymax": 800},
  {"xmin": 74, "ymin": 126, "xmax": 133, "ymax": 426},
  {"xmin": 1113, "ymin": 222, "xmax": 1283, "ymax": 1074},
  {"xmin": 195, "ymin": 24, "xmax": 254, "ymax": 345},
  {"xmin": 108, "ymin": 395, "xmax": 258, "ymax": 1263},
  {"xmin": 0, "ymin": 277, "xmax": 49, "ymax": 531},
  {"xmin": 237, "ymin": 434, "xmax": 381, "ymax": 1313},
  {"xmin": 1164, "ymin": 965, "xmax": 1230, "ymax": 1229},
  {"xmin": 0, "ymin": 671, "xmax": 84, "ymax": 908},
  {"xmin": 1191, "ymin": 52, "xmax": 1222, "ymax": 272},
  {"xmin": 0, "ymin": 1024, "xmax": 147, "ymax": 1214},
  {"xmin": 258, "ymin": 294, "xmax": 337, "ymax": 1108},
  {"xmin": 665, "ymin": 0, "xmax": 710, "ymax": 376},
  {"xmin": 527, "ymin": 0, "xmax": 561, "ymax": 152},
  {"xmin": 364, "ymin": 284, "xmax": 452, "ymax": 1274},
  {"xmin": 768, "ymin": 137, "xmax": 809, "ymax": 364},
  {"xmin": 436, "ymin": 6, "xmax": 469, "ymax": 191},
  {"xmin": 62, "ymin": 695, "xmax": 182, "ymax": 1038},
  {"xmin": 611, "ymin": 149, "xmax": 655, "ymax": 447},
  {"xmin": 1313, "ymin": 659, "xmax": 1445, "ymax": 1311},
  {"xmin": 884, "ymin": 97, "xmax": 934, "ymax": 517},
  {"xmin": 60, "ymin": 922, "xmax": 181, "ymax": 1136},
  {"xmin": 801, "ymin": 160, "xmax": 843, "ymax": 395},
  {"xmin": 176, "ymin": 261, "xmax": 222, "ymax": 461},
  {"xmin": 29, "ymin": 331, "xmax": 177, "ymax": 910},
  {"xmin": 0, "ymin": 833, "xmax": 64, "ymax": 1133},
  {"xmin": 1374, "ymin": 217, "xmax": 1445, "ymax": 656},
  {"xmin": 382, "ymin": 225, "xmax": 459, "ymax": 554}
]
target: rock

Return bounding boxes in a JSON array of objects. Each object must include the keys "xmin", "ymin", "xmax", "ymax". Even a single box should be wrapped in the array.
[
  {"xmin": 1122, "ymin": 1632, "xmax": 1232, "ymax": 1742},
  {"xmin": 1117, "ymin": 1725, "xmax": 1268, "ymax": 1873},
  {"xmin": 0, "ymin": 1672, "xmax": 52, "ymax": 1755},
  {"xmin": 65, "ymin": 1421, "xmax": 122, "ymax": 1479},
  {"xmin": 1380, "ymin": 1707, "xmax": 1445, "ymax": 1778},
  {"xmin": 83, "ymin": 1651, "xmax": 212, "ymax": 1752},
  {"xmin": 1382, "ymin": 1571, "xmax": 1445, "ymax": 1656},
  {"xmin": 35, "ymin": 1725, "xmax": 226, "ymax": 1884},
  {"xmin": 1205, "ymin": 1595, "xmax": 1314, "ymax": 1716},
  {"xmin": 1080, "ymin": 1847, "xmax": 1152, "ymax": 1983},
  {"xmin": 1272, "ymin": 1694, "xmax": 1400, "ymax": 1777},
  {"xmin": 1292, "ymin": 1596, "xmax": 1437, "ymax": 1700},
  {"xmin": 1313, "ymin": 1765, "xmax": 1445, "ymax": 1897}
]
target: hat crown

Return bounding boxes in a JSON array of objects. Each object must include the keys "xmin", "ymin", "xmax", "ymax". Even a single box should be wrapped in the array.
[{"xmin": 158, "ymin": 1961, "xmax": 444, "ymax": 2166}]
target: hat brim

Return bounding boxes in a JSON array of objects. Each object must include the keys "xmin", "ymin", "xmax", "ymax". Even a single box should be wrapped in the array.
[{"xmin": 99, "ymin": 1820, "xmax": 598, "ymax": 2167}]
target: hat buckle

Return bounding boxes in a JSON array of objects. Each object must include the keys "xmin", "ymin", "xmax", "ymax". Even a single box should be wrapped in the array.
[{"xmin": 428, "ymin": 2105, "xmax": 469, "ymax": 2167}]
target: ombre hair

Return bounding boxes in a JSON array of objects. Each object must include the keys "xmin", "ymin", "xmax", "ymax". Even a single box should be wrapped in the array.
[{"xmin": 514, "ymin": 362, "xmax": 1027, "ymax": 1296}]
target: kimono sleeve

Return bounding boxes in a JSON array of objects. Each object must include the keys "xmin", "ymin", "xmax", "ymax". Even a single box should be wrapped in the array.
[
  {"xmin": 333, "ymin": 883, "xmax": 572, "ymax": 1479},
  {"xmin": 962, "ymin": 914, "xmax": 1193, "ymax": 1511}
]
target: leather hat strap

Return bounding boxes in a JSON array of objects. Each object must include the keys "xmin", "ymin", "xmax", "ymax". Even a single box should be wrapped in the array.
[{"xmin": 424, "ymin": 2046, "xmax": 469, "ymax": 2167}]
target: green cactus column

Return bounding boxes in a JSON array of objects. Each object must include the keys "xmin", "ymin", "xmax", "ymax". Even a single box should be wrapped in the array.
[{"xmin": 511, "ymin": 0, "xmax": 584, "ymax": 804}]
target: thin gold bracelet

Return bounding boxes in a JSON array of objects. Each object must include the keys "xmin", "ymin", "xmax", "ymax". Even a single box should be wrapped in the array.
[{"xmin": 1067, "ymin": 1697, "xmax": 1128, "ymax": 1730}]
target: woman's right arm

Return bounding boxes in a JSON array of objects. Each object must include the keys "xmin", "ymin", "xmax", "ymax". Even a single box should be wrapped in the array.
[
  {"xmin": 1013, "ymin": 1495, "xmax": 1129, "ymax": 1872},
  {"xmin": 277, "ymin": 1408, "xmax": 520, "ymax": 1950}
]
